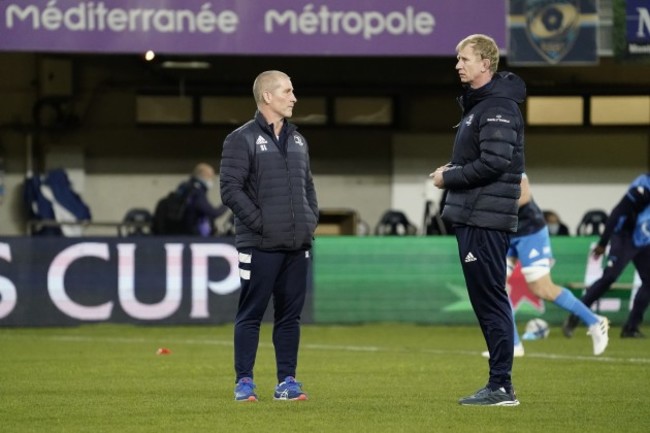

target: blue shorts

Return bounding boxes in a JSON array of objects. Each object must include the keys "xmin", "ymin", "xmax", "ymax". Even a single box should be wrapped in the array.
[{"xmin": 507, "ymin": 226, "xmax": 554, "ymax": 268}]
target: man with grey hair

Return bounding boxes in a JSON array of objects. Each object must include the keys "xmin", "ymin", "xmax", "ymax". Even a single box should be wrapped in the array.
[
  {"xmin": 431, "ymin": 34, "xmax": 526, "ymax": 406},
  {"xmin": 220, "ymin": 70, "xmax": 319, "ymax": 402}
]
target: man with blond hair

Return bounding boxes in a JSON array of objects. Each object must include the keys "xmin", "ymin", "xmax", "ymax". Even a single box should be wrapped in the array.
[{"xmin": 432, "ymin": 34, "xmax": 525, "ymax": 406}]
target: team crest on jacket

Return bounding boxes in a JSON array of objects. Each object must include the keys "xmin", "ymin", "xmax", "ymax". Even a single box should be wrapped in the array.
[{"xmin": 294, "ymin": 135, "xmax": 304, "ymax": 146}]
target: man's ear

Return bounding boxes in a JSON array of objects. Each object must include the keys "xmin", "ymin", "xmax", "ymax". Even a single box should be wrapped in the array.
[
  {"xmin": 482, "ymin": 58, "xmax": 491, "ymax": 73},
  {"xmin": 263, "ymin": 91, "xmax": 271, "ymax": 104}
]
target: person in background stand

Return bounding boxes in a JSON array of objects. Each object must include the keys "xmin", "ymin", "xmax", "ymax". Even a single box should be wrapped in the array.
[
  {"xmin": 563, "ymin": 173, "xmax": 650, "ymax": 339},
  {"xmin": 220, "ymin": 70, "xmax": 319, "ymax": 402},
  {"xmin": 431, "ymin": 34, "xmax": 524, "ymax": 407},
  {"xmin": 481, "ymin": 174, "xmax": 609, "ymax": 359},
  {"xmin": 543, "ymin": 210, "xmax": 570, "ymax": 236},
  {"xmin": 178, "ymin": 163, "xmax": 228, "ymax": 236}
]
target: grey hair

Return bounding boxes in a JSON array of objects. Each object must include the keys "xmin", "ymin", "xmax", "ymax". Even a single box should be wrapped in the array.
[{"xmin": 253, "ymin": 70, "xmax": 291, "ymax": 104}]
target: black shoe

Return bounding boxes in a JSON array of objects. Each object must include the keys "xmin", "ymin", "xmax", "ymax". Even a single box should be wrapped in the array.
[
  {"xmin": 620, "ymin": 329, "xmax": 646, "ymax": 338},
  {"xmin": 562, "ymin": 314, "xmax": 580, "ymax": 338},
  {"xmin": 458, "ymin": 386, "xmax": 519, "ymax": 406}
]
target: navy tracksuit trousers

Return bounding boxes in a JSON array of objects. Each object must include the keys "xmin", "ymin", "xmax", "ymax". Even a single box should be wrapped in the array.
[
  {"xmin": 455, "ymin": 226, "xmax": 514, "ymax": 391},
  {"xmin": 234, "ymin": 247, "xmax": 310, "ymax": 384},
  {"xmin": 581, "ymin": 233, "xmax": 650, "ymax": 332}
]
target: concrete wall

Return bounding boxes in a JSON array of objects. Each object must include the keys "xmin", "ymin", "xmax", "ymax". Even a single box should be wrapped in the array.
[
  {"xmin": 0, "ymin": 53, "xmax": 648, "ymax": 236},
  {"xmin": 2, "ymin": 129, "xmax": 646, "ymax": 236}
]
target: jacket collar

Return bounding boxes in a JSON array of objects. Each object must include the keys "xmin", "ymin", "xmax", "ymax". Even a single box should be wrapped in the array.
[
  {"xmin": 254, "ymin": 110, "xmax": 297, "ymax": 137},
  {"xmin": 459, "ymin": 71, "xmax": 526, "ymax": 112}
]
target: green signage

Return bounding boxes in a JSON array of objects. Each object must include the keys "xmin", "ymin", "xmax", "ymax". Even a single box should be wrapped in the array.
[{"xmin": 313, "ymin": 236, "xmax": 637, "ymax": 326}]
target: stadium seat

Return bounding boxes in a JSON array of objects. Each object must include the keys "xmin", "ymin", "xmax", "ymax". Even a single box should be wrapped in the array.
[
  {"xmin": 375, "ymin": 210, "xmax": 417, "ymax": 235},
  {"xmin": 576, "ymin": 209, "xmax": 608, "ymax": 236},
  {"xmin": 120, "ymin": 208, "xmax": 153, "ymax": 237}
]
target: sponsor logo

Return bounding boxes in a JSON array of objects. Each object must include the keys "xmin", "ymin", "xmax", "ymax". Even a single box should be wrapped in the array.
[
  {"xmin": 464, "ymin": 252, "xmax": 477, "ymax": 263},
  {"xmin": 0, "ymin": 241, "xmax": 240, "ymax": 321},
  {"xmin": 486, "ymin": 114, "xmax": 511, "ymax": 123}
]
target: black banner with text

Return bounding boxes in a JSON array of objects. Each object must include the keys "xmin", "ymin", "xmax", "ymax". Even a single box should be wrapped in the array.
[{"xmin": 0, "ymin": 237, "xmax": 313, "ymax": 326}]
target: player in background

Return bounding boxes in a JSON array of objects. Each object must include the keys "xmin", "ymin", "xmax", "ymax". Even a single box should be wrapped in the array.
[
  {"xmin": 483, "ymin": 174, "xmax": 609, "ymax": 357},
  {"xmin": 563, "ymin": 173, "xmax": 650, "ymax": 339}
]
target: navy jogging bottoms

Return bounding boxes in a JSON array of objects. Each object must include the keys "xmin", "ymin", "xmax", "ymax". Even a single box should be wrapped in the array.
[
  {"xmin": 582, "ymin": 233, "xmax": 650, "ymax": 332},
  {"xmin": 454, "ymin": 225, "xmax": 514, "ymax": 391},
  {"xmin": 234, "ymin": 247, "xmax": 310, "ymax": 383}
]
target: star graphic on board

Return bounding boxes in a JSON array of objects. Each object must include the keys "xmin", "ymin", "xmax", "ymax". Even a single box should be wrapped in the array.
[
  {"xmin": 439, "ymin": 263, "xmax": 546, "ymax": 314},
  {"xmin": 442, "ymin": 283, "xmax": 474, "ymax": 312},
  {"xmin": 508, "ymin": 262, "xmax": 545, "ymax": 312}
]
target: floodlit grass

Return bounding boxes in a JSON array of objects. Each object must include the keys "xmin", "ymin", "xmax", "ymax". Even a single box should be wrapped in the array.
[{"xmin": 1, "ymin": 323, "xmax": 649, "ymax": 433}]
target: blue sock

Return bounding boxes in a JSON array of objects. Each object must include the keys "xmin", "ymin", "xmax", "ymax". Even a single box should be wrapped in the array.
[
  {"xmin": 509, "ymin": 299, "xmax": 521, "ymax": 346},
  {"xmin": 513, "ymin": 323, "xmax": 521, "ymax": 346},
  {"xmin": 553, "ymin": 288, "xmax": 598, "ymax": 326}
]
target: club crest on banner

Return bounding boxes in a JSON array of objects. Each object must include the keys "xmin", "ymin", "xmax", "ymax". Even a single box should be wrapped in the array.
[
  {"xmin": 525, "ymin": 0, "xmax": 580, "ymax": 64},
  {"xmin": 508, "ymin": 0, "xmax": 597, "ymax": 65}
]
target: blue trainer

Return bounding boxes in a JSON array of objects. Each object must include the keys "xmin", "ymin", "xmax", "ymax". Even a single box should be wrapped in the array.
[
  {"xmin": 234, "ymin": 377, "xmax": 258, "ymax": 402},
  {"xmin": 273, "ymin": 376, "xmax": 308, "ymax": 401}
]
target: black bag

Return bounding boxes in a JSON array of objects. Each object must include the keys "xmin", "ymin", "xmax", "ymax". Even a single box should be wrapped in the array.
[{"xmin": 152, "ymin": 189, "xmax": 193, "ymax": 235}]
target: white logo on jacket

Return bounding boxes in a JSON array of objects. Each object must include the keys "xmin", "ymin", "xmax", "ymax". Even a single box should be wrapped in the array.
[
  {"xmin": 294, "ymin": 135, "xmax": 304, "ymax": 146},
  {"xmin": 486, "ymin": 114, "xmax": 511, "ymax": 123}
]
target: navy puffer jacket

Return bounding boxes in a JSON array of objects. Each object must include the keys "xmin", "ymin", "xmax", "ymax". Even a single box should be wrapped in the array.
[
  {"xmin": 220, "ymin": 111, "xmax": 319, "ymax": 250},
  {"xmin": 441, "ymin": 71, "xmax": 526, "ymax": 233}
]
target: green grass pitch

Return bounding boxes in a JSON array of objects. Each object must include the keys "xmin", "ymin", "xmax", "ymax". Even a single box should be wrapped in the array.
[{"xmin": 1, "ymin": 323, "xmax": 648, "ymax": 433}]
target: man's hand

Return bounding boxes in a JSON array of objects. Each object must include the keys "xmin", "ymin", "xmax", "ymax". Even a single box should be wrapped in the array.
[
  {"xmin": 429, "ymin": 165, "xmax": 449, "ymax": 189},
  {"xmin": 592, "ymin": 244, "xmax": 606, "ymax": 258}
]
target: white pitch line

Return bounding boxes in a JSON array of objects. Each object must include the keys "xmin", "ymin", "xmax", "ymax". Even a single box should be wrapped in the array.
[
  {"xmin": 420, "ymin": 348, "xmax": 650, "ymax": 364},
  {"xmin": 11, "ymin": 334, "xmax": 650, "ymax": 365}
]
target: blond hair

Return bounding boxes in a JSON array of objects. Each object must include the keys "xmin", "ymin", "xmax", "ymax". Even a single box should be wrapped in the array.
[{"xmin": 456, "ymin": 34, "xmax": 499, "ymax": 74}]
